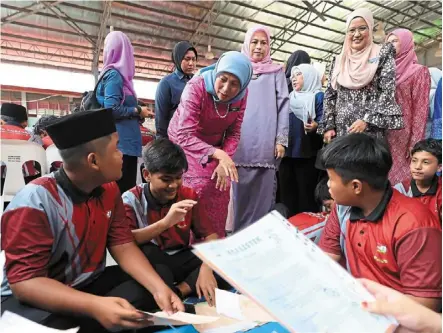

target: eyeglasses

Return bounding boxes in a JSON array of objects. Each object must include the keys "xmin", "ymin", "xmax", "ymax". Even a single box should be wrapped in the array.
[{"xmin": 347, "ymin": 26, "xmax": 369, "ymax": 35}]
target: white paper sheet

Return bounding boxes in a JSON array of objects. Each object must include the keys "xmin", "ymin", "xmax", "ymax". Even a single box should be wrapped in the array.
[
  {"xmin": 215, "ymin": 288, "xmax": 244, "ymax": 320},
  {"xmin": 193, "ymin": 211, "xmax": 398, "ymax": 333},
  {"xmin": 0, "ymin": 311, "xmax": 79, "ymax": 333},
  {"xmin": 138, "ymin": 311, "xmax": 219, "ymax": 326},
  {"xmin": 200, "ymin": 320, "xmax": 258, "ymax": 333}
]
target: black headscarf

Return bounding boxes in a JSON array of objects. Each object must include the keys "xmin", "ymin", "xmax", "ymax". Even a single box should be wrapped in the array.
[
  {"xmin": 172, "ymin": 41, "xmax": 198, "ymax": 76},
  {"xmin": 285, "ymin": 50, "xmax": 311, "ymax": 93}
]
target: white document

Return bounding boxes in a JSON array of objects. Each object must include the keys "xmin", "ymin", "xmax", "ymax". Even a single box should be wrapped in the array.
[
  {"xmin": 193, "ymin": 211, "xmax": 398, "ymax": 333},
  {"xmin": 0, "ymin": 311, "xmax": 79, "ymax": 333},
  {"xmin": 215, "ymin": 288, "xmax": 244, "ymax": 320},
  {"xmin": 139, "ymin": 311, "xmax": 219, "ymax": 326},
  {"xmin": 201, "ymin": 320, "xmax": 258, "ymax": 333}
]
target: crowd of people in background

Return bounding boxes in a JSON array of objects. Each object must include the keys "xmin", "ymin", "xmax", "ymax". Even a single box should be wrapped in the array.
[{"xmin": 0, "ymin": 6, "xmax": 442, "ymax": 333}]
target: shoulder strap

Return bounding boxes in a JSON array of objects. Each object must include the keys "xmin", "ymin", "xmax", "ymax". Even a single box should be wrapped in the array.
[
  {"xmin": 122, "ymin": 184, "xmax": 149, "ymax": 230},
  {"xmin": 93, "ymin": 69, "xmax": 113, "ymax": 94},
  {"xmin": 337, "ymin": 205, "xmax": 352, "ymax": 272}
]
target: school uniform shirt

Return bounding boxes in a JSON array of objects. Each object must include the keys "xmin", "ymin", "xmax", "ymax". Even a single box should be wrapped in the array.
[
  {"xmin": 288, "ymin": 212, "xmax": 328, "ymax": 244},
  {"xmin": 318, "ymin": 186, "xmax": 442, "ymax": 299},
  {"xmin": 1, "ymin": 167, "xmax": 134, "ymax": 296},
  {"xmin": 0, "ymin": 122, "xmax": 39, "ymax": 177},
  {"xmin": 123, "ymin": 183, "xmax": 214, "ymax": 252},
  {"xmin": 42, "ymin": 135, "xmax": 54, "ymax": 149},
  {"xmin": 394, "ymin": 176, "xmax": 442, "ymax": 223}
]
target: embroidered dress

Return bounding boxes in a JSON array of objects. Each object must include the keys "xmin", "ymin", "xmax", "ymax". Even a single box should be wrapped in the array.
[
  {"xmin": 232, "ymin": 69, "xmax": 289, "ymax": 231},
  {"xmin": 319, "ymin": 43, "xmax": 403, "ymax": 139}
]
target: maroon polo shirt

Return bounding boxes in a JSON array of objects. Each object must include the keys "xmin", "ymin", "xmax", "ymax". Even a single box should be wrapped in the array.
[
  {"xmin": 124, "ymin": 184, "xmax": 215, "ymax": 251},
  {"xmin": 319, "ymin": 187, "xmax": 442, "ymax": 299}
]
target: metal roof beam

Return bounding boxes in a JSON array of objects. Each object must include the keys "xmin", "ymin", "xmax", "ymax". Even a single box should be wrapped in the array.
[
  {"xmin": 323, "ymin": 1, "xmax": 437, "ymax": 40},
  {"xmin": 40, "ymin": 2, "xmax": 95, "ymax": 45},
  {"xmin": 92, "ymin": 0, "xmax": 112, "ymax": 81},
  {"xmin": 271, "ymin": 1, "xmax": 337, "ymax": 56},
  {"xmin": 1, "ymin": 44, "xmax": 171, "ymax": 76},
  {"xmin": 1, "ymin": 0, "xmax": 64, "ymax": 26},
  {"xmin": 302, "ymin": 0, "xmax": 327, "ymax": 21},
  {"xmin": 112, "ymin": 1, "xmax": 343, "ymax": 48},
  {"xmin": 229, "ymin": 1, "xmax": 344, "ymax": 36},
  {"xmin": 177, "ymin": 1, "xmax": 342, "ymax": 45},
  {"xmin": 366, "ymin": 0, "xmax": 441, "ymax": 29},
  {"xmin": 6, "ymin": 2, "xmax": 334, "ymax": 58}
]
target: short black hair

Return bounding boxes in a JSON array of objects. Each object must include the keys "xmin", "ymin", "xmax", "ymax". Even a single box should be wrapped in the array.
[
  {"xmin": 143, "ymin": 138, "xmax": 188, "ymax": 174},
  {"xmin": 411, "ymin": 139, "xmax": 442, "ymax": 164},
  {"xmin": 34, "ymin": 115, "xmax": 59, "ymax": 136},
  {"xmin": 315, "ymin": 177, "xmax": 331, "ymax": 204},
  {"xmin": 318, "ymin": 133, "xmax": 392, "ymax": 190}
]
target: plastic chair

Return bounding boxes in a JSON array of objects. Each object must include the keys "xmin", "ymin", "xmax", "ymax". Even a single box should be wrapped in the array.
[
  {"xmin": 46, "ymin": 144, "xmax": 62, "ymax": 170},
  {"xmin": 1, "ymin": 140, "xmax": 47, "ymax": 204}
]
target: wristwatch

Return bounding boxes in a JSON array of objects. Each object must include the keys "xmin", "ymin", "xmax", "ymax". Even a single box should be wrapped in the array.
[{"xmin": 135, "ymin": 105, "xmax": 142, "ymax": 115}]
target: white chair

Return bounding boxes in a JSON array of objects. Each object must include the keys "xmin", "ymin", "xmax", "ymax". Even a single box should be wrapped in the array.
[
  {"xmin": 46, "ymin": 144, "xmax": 62, "ymax": 170},
  {"xmin": 1, "ymin": 140, "xmax": 47, "ymax": 204}
]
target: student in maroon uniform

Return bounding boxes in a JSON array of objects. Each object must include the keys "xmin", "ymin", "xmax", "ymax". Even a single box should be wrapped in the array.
[
  {"xmin": 123, "ymin": 138, "xmax": 230, "ymax": 307},
  {"xmin": 0, "ymin": 103, "xmax": 40, "ymax": 185},
  {"xmin": 1, "ymin": 109, "xmax": 184, "ymax": 332},
  {"xmin": 33, "ymin": 115, "xmax": 60, "ymax": 149},
  {"xmin": 33, "ymin": 115, "xmax": 63, "ymax": 172},
  {"xmin": 394, "ymin": 139, "xmax": 442, "ymax": 223},
  {"xmin": 288, "ymin": 177, "xmax": 333, "ymax": 243},
  {"xmin": 318, "ymin": 134, "xmax": 442, "ymax": 311}
]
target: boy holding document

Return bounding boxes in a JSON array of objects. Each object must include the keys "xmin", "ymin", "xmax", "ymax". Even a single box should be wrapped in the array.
[{"xmin": 318, "ymin": 134, "xmax": 442, "ymax": 311}]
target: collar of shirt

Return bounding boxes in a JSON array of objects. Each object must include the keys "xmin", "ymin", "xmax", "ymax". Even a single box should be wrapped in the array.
[
  {"xmin": 5, "ymin": 121, "xmax": 24, "ymax": 128},
  {"xmin": 54, "ymin": 167, "xmax": 104, "ymax": 204},
  {"xmin": 143, "ymin": 182, "xmax": 177, "ymax": 211},
  {"xmin": 411, "ymin": 176, "xmax": 439, "ymax": 197},
  {"xmin": 350, "ymin": 184, "xmax": 393, "ymax": 223},
  {"xmin": 174, "ymin": 68, "xmax": 192, "ymax": 81}
]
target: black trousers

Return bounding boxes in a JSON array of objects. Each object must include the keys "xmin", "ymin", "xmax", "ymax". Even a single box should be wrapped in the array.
[
  {"xmin": 278, "ymin": 156, "xmax": 320, "ymax": 216},
  {"xmin": 117, "ymin": 155, "xmax": 138, "ymax": 194},
  {"xmin": 1, "ymin": 266, "xmax": 164, "ymax": 333},
  {"xmin": 140, "ymin": 243, "xmax": 231, "ymax": 296}
]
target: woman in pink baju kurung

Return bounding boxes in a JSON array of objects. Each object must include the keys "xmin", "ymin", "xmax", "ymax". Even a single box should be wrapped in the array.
[
  {"xmin": 386, "ymin": 29, "xmax": 431, "ymax": 184},
  {"xmin": 168, "ymin": 51, "xmax": 252, "ymax": 238}
]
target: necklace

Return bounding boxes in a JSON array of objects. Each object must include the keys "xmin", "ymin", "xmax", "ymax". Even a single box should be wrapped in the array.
[{"xmin": 213, "ymin": 98, "xmax": 230, "ymax": 118}]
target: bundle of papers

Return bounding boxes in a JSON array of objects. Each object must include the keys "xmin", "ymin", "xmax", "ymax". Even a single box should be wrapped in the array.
[{"xmin": 193, "ymin": 211, "xmax": 398, "ymax": 333}]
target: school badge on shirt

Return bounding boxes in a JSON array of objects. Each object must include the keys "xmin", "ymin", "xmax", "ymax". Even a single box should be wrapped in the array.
[
  {"xmin": 374, "ymin": 244, "xmax": 388, "ymax": 264},
  {"xmin": 176, "ymin": 217, "xmax": 187, "ymax": 229}
]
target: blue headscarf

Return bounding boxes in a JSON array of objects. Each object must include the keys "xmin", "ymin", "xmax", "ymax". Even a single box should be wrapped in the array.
[{"xmin": 201, "ymin": 51, "xmax": 252, "ymax": 104}]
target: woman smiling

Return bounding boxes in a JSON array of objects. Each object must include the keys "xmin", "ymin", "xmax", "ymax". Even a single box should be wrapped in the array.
[
  {"xmin": 320, "ymin": 8, "xmax": 403, "ymax": 143},
  {"xmin": 168, "ymin": 51, "xmax": 253, "ymax": 238}
]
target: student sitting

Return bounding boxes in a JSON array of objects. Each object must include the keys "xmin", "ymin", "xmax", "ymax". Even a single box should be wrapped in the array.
[
  {"xmin": 123, "ymin": 139, "xmax": 229, "ymax": 307},
  {"xmin": 0, "ymin": 103, "xmax": 41, "ymax": 184},
  {"xmin": 33, "ymin": 115, "xmax": 60, "ymax": 149},
  {"xmin": 288, "ymin": 177, "xmax": 333, "ymax": 243},
  {"xmin": 394, "ymin": 139, "xmax": 442, "ymax": 223},
  {"xmin": 1, "ymin": 109, "xmax": 184, "ymax": 332},
  {"xmin": 318, "ymin": 133, "xmax": 442, "ymax": 311},
  {"xmin": 33, "ymin": 115, "xmax": 63, "ymax": 172}
]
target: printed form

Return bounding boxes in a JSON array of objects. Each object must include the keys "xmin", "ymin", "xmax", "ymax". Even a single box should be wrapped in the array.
[{"xmin": 193, "ymin": 211, "xmax": 397, "ymax": 333}]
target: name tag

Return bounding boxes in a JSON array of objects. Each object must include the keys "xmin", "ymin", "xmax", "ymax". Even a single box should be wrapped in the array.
[{"xmin": 230, "ymin": 107, "xmax": 241, "ymax": 112}]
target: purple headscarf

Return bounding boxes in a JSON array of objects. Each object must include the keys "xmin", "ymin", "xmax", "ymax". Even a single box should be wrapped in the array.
[{"xmin": 100, "ymin": 31, "xmax": 137, "ymax": 97}]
